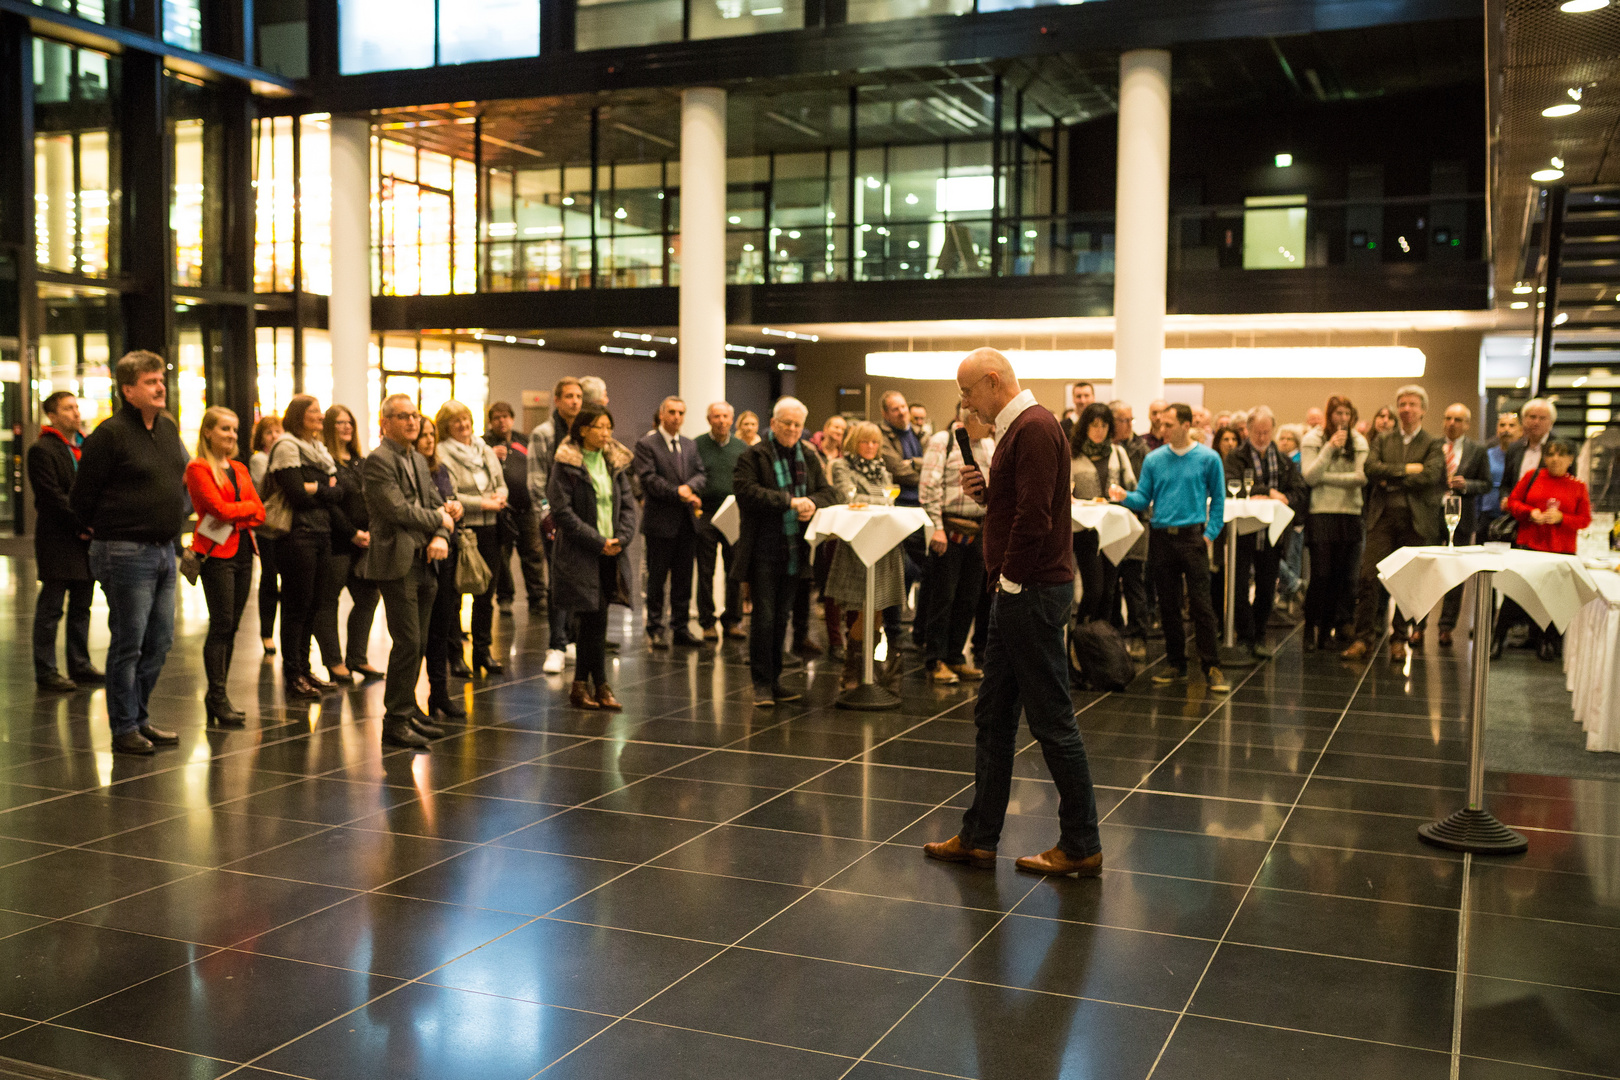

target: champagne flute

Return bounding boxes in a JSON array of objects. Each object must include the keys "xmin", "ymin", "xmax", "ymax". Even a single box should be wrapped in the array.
[
  {"xmin": 1443, "ymin": 494, "xmax": 1461, "ymax": 548},
  {"xmin": 1242, "ymin": 468, "xmax": 1255, "ymax": 499}
]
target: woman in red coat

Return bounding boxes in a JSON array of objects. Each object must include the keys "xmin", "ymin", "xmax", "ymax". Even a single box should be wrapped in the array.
[
  {"xmin": 1505, "ymin": 438, "xmax": 1591, "ymax": 661},
  {"xmin": 185, "ymin": 407, "xmax": 267, "ymax": 725}
]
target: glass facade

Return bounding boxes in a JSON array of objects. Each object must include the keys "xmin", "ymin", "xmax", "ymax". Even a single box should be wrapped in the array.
[
  {"xmin": 35, "ymin": 284, "xmax": 116, "ymax": 431},
  {"xmin": 253, "ymin": 113, "xmax": 333, "ymax": 294},
  {"xmin": 162, "ymin": 0, "xmax": 202, "ymax": 50},
  {"xmin": 375, "ymin": 135, "xmax": 477, "ymax": 295},
  {"xmin": 33, "ymin": 41, "xmax": 118, "ymax": 279},
  {"xmin": 29, "ymin": 0, "xmax": 109, "ymax": 25},
  {"xmin": 339, "ymin": 0, "xmax": 539, "ymax": 73}
]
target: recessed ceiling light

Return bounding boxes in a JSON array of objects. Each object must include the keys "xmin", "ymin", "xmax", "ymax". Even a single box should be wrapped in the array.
[
  {"xmin": 1510, "ymin": 301, "xmax": 1530, "ymax": 309},
  {"xmin": 1513, "ymin": 284, "xmax": 1533, "ymax": 294},
  {"xmin": 1274, "ymin": 153, "xmax": 1293, "ymax": 168},
  {"xmin": 1532, "ymin": 168, "xmax": 1566, "ymax": 182},
  {"xmin": 1543, "ymin": 103, "xmax": 1581, "ymax": 117},
  {"xmin": 1560, "ymin": 0, "xmax": 1609, "ymax": 12}
]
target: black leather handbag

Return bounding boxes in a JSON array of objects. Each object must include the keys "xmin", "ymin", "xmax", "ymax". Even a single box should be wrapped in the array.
[{"xmin": 1487, "ymin": 462, "xmax": 1543, "ymax": 545}]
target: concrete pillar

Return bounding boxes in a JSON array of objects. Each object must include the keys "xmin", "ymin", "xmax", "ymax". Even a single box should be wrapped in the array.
[
  {"xmin": 328, "ymin": 115, "xmax": 372, "ymax": 436},
  {"xmin": 1112, "ymin": 49, "xmax": 1171, "ymax": 429},
  {"xmin": 679, "ymin": 87, "xmax": 727, "ymax": 436}
]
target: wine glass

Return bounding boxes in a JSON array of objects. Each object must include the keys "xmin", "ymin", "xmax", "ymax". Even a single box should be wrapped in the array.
[
  {"xmin": 1443, "ymin": 494, "xmax": 1461, "ymax": 548},
  {"xmin": 1242, "ymin": 468, "xmax": 1255, "ymax": 498},
  {"xmin": 1226, "ymin": 476, "xmax": 1241, "ymax": 500}
]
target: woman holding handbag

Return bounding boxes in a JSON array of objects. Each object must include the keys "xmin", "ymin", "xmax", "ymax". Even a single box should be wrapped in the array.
[
  {"xmin": 415, "ymin": 418, "xmax": 467, "ymax": 718},
  {"xmin": 185, "ymin": 407, "xmax": 266, "ymax": 726},
  {"xmin": 548, "ymin": 406, "xmax": 637, "ymax": 711},
  {"xmin": 436, "ymin": 400, "xmax": 508, "ymax": 676},
  {"xmin": 1499, "ymin": 439, "xmax": 1591, "ymax": 660}
]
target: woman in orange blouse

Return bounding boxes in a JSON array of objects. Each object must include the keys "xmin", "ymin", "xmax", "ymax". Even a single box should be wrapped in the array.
[{"xmin": 184, "ymin": 407, "xmax": 266, "ymax": 726}]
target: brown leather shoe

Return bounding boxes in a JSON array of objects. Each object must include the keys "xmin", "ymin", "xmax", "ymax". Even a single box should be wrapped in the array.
[
  {"xmin": 1390, "ymin": 640, "xmax": 1408, "ymax": 662},
  {"xmin": 1015, "ymin": 846, "xmax": 1103, "ymax": 877},
  {"xmin": 594, "ymin": 683, "xmax": 623, "ymax": 711},
  {"xmin": 949, "ymin": 662, "xmax": 984, "ymax": 681},
  {"xmin": 1408, "ymin": 629, "xmax": 1424, "ymax": 650},
  {"xmin": 1438, "ymin": 629, "xmax": 1453, "ymax": 648},
  {"xmin": 1340, "ymin": 640, "xmax": 1369, "ymax": 660},
  {"xmin": 569, "ymin": 681, "xmax": 600, "ymax": 710},
  {"xmin": 922, "ymin": 835, "xmax": 996, "ymax": 869}
]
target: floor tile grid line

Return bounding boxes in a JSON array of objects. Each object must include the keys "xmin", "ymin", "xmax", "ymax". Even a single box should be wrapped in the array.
[
  {"xmin": 0, "ymin": 1016, "xmax": 253, "ymax": 1079},
  {"xmin": 1449, "ymin": 850, "xmax": 1472, "ymax": 1080},
  {"xmin": 1140, "ymin": 637, "xmax": 1385, "ymax": 1080},
  {"xmin": 216, "ymin": 695, "xmax": 985, "ymax": 1079}
]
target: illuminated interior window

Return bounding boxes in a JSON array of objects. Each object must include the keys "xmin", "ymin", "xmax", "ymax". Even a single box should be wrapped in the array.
[
  {"xmin": 255, "ymin": 326, "xmax": 297, "ymax": 417},
  {"xmin": 376, "ymin": 335, "xmax": 487, "ymax": 437},
  {"xmin": 253, "ymin": 114, "xmax": 333, "ymax": 295},
  {"xmin": 173, "ymin": 119, "xmax": 205, "ymax": 287},
  {"xmin": 375, "ymin": 136, "xmax": 476, "ymax": 296},
  {"xmin": 176, "ymin": 325, "xmax": 207, "ymax": 452}
]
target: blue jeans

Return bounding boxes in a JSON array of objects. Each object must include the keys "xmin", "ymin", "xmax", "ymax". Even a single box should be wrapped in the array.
[
  {"xmin": 960, "ymin": 582, "xmax": 1103, "ymax": 859},
  {"xmin": 1278, "ymin": 526, "xmax": 1304, "ymax": 597},
  {"xmin": 89, "ymin": 540, "xmax": 177, "ymax": 736}
]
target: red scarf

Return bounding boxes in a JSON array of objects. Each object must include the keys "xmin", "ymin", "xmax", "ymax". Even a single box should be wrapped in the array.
[{"xmin": 41, "ymin": 426, "xmax": 81, "ymax": 462}]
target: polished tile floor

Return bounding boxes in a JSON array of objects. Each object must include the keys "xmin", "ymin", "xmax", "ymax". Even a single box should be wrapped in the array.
[{"xmin": 1, "ymin": 565, "xmax": 1618, "ymax": 1080}]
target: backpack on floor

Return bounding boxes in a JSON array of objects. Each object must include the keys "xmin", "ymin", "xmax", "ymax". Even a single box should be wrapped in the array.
[{"xmin": 1069, "ymin": 618, "xmax": 1135, "ymax": 691}]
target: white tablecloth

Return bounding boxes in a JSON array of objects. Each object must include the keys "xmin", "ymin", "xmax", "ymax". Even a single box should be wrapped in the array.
[
  {"xmin": 1565, "ymin": 567, "xmax": 1620, "ymax": 753},
  {"xmin": 1071, "ymin": 502, "xmax": 1145, "ymax": 565},
  {"xmin": 1224, "ymin": 497, "xmax": 1295, "ymax": 544},
  {"xmin": 710, "ymin": 495, "xmax": 739, "ymax": 545},
  {"xmin": 1377, "ymin": 546, "xmax": 1600, "ymax": 633},
  {"xmin": 805, "ymin": 505, "xmax": 933, "ymax": 567}
]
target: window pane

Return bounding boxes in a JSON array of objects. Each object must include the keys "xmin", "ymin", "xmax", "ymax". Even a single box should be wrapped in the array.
[
  {"xmin": 575, "ymin": 0, "xmax": 682, "ymax": 50},
  {"xmin": 340, "ymin": 0, "xmax": 435, "ymax": 73},
  {"xmin": 689, "ymin": 0, "xmax": 804, "ymax": 39},
  {"xmin": 439, "ymin": 0, "xmax": 539, "ymax": 63},
  {"xmin": 163, "ymin": 0, "xmax": 202, "ymax": 49},
  {"xmin": 173, "ymin": 119, "xmax": 205, "ymax": 286},
  {"xmin": 846, "ymin": 0, "xmax": 970, "ymax": 21},
  {"xmin": 176, "ymin": 327, "xmax": 206, "ymax": 453},
  {"xmin": 302, "ymin": 329, "xmax": 334, "ymax": 407}
]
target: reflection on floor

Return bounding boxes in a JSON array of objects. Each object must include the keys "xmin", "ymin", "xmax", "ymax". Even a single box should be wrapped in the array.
[{"xmin": 0, "ymin": 563, "xmax": 1617, "ymax": 1080}]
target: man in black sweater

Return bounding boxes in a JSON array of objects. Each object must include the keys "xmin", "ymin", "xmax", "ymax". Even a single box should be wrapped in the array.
[
  {"xmin": 70, "ymin": 351, "xmax": 191, "ymax": 755},
  {"xmin": 28, "ymin": 391, "xmax": 102, "ymax": 691}
]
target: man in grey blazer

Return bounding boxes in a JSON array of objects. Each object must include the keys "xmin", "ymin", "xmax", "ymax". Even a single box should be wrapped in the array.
[
  {"xmin": 634, "ymin": 396, "xmax": 707, "ymax": 649},
  {"xmin": 1343, "ymin": 385, "xmax": 1445, "ymax": 662},
  {"xmin": 1437, "ymin": 403, "xmax": 1493, "ymax": 646},
  {"xmin": 361, "ymin": 394, "xmax": 457, "ymax": 749}
]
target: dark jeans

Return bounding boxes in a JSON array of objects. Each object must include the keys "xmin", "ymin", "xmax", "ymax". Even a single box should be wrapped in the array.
[
  {"xmin": 89, "ymin": 539, "xmax": 177, "ymax": 736},
  {"xmin": 199, "ymin": 544, "xmax": 253, "ymax": 649},
  {"xmin": 542, "ymin": 534, "xmax": 572, "ymax": 651},
  {"xmin": 256, "ymin": 535, "xmax": 279, "ymax": 640},
  {"xmin": 1354, "ymin": 504, "xmax": 1429, "ymax": 643},
  {"xmin": 959, "ymin": 583, "xmax": 1103, "ymax": 859},
  {"xmin": 1149, "ymin": 528, "xmax": 1220, "ymax": 673},
  {"xmin": 496, "ymin": 508, "xmax": 546, "ymax": 606},
  {"xmin": 378, "ymin": 560, "xmax": 438, "ymax": 724},
  {"xmin": 1073, "ymin": 531, "xmax": 1120, "ymax": 624},
  {"xmin": 424, "ymin": 550, "xmax": 460, "ymax": 692},
  {"xmin": 34, "ymin": 578, "xmax": 93, "ymax": 679},
  {"xmin": 645, "ymin": 526, "xmax": 697, "ymax": 637},
  {"xmin": 314, "ymin": 551, "xmax": 382, "ymax": 670},
  {"xmin": 1232, "ymin": 532, "xmax": 1283, "ymax": 646},
  {"xmin": 923, "ymin": 535, "xmax": 985, "ymax": 667},
  {"xmin": 903, "ymin": 530, "xmax": 927, "ymax": 643},
  {"xmin": 277, "ymin": 531, "xmax": 331, "ymax": 682},
  {"xmin": 747, "ymin": 559, "xmax": 801, "ymax": 688},
  {"xmin": 573, "ymin": 555, "xmax": 618, "ymax": 686},
  {"xmin": 694, "ymin": 519, "xmax": 740, "ymax": 629},
  {"xmin": 1305, "ymin": 514, "xmax": 1362, "ymax": 632},
  {"xmin": 1112, "ymin": 558, "xmax": 1149, "ymax": 639}
]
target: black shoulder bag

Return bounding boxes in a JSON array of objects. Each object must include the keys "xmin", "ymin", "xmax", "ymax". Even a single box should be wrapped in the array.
[{"xmin": 1486, "ymin": 461, "xmax": 1542, "ymax": 546}]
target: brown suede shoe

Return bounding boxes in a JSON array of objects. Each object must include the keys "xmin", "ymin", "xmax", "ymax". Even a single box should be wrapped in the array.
[
  {"xmin": 1408, "ymin": 628, "xmax": 1424, "ymax": 650},
  {"xmin": 1389, "ymin": 640, "xmax": 1408, "ymax": 662},
  {"xmin": 1015, "ymin": 846, "xmax": 1103, "ymax": 877},
  {"xmin": 949, "ymin": 662, "xmax": 984, "ymax": 681},
  {"xmin": 594, "ymin": 684, "xmax": 623, "ymax": 711},
  {"xmin": 1340, "ymin": 640, "xmax": 1369, "ymax": 660},
  {"xmin": 1438, "ymin": 629, "xmax": 1453, "ymax": 648},
  {"xmin": 922, "ymin": 835, "xmax": 996, "ymax": 869},
  {"xmin": 569, "ymin": 681, "xmax": 600, "ymax": 710}
]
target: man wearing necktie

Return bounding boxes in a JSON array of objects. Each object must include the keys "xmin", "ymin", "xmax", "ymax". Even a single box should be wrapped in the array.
[
  {"xmin": 1437, "ymin": 403, "xmax": 1492, "ymax": 647},
  {"xmin": 634, "ymin": 396, "xmax": 707, "ymax": 649}
]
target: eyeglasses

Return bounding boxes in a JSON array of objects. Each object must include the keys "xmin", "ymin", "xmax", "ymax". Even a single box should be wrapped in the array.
[{"xmin": 958, "ymin": 373, "xmax": 992, "ymax": 400}]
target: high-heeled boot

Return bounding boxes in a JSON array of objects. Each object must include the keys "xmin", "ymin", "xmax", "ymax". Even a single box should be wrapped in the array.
[
  {"xmin": 472, "ymin": 648, "xmax": 505, "ymax": 676},
  {"xmin": 203, "ymin": 641, "xmax": 246, "ymax": 727},
  {"xmin": 448, "ymin": 647, "xmax": 473, "ymax": 678},
  {"xmin": 427, "ymin": 675, "xmax": 467, "ymax": 718},
  {"xmin": 841, "ymin": 618, "xmax": 863, "ymax": 689}
]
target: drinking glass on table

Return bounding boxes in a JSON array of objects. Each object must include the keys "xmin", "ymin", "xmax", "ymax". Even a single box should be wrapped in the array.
[
  {"xmin": 1241, "ymin": 468, "xmax": 1255, "ymax": 498},
  {"xmin": 1443, "ymin": 494, "xmax": 1462, "ymax": 548},
  {"xmin": 1227, "ymin": 476, "xmax": 1241, "ymax": 500}
]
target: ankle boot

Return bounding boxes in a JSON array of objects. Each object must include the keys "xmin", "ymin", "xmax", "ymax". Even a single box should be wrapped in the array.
[
  {"xmin": 569, "ymin": 680, "xmax": 600, "ymax": 709},
  {"xmin": 472, "ymin": 648, "xmax": 505, "ymax": 676},
  {"xmin": 594, "ymin": 682, "xmax": 623, "ymax": 711},
  {"xmin": 203, "ymin": 641, "xmax": 245, "ymax": 727},
  {"xmin": 427, "ymin": 679, "xmax": 467, "ymax": 718},
  {"xmin": 842, "ymin": 620, "xmax": 864, "ymax": 689}
]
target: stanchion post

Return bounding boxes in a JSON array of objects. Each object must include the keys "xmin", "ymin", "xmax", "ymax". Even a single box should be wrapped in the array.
[
  {"xmin": 1418, "ymin": 568, "xmax": 1529, "ymax": 854},
  {"xmin": 1219, "ymin": 515, "xmax": 1259, "ymax": 668},
  {"xmin": 837, "ymin": 538, "xmax": 903, "ymax": 711}
]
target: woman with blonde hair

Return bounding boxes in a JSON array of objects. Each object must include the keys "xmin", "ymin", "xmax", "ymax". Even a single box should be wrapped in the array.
[
  {"xmin": 312, "ymin": 404, "xmax": 382, "ymax": 682},
  {"xmin": 268, "ymin": 393, "xmax": 344, "ymax": 699},
  {"xmin": 826, "ymin": 420, "xmax": 906, "ymax": 690},
  {"xmin": 436, "ymin": 399, "xmax": 509, "ymax": 675},
  {"xmin": 736, "ymin": 410, "xmax": 762, "ymax": 446},
  {"xmin": 184, "ymin": 406, "xmax": 265, "ymax": 725},
  {"xmin": 249, "ymin": 415, "xmax": 283, "ymax": 655}
]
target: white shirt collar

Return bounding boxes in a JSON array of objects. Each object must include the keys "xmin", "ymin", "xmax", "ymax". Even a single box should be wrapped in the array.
[{"xmin": 993, "ymin": 389, "xmax": 1038, "ymax": 440}]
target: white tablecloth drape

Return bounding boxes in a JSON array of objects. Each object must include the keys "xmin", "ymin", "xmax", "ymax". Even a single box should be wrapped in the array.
[
  {"xmin": 1224, "ymin": 497, "xmax": 1295, "ymax": 544},
  {"xmin": 1071, "ymin": 502, "xmax": 1145, "ymax": 565},
  {"xmin": 1377, "ymin": 546, "xmax": 1600, "ymax": 632},
  {"xmin": 805, "ymin": 505, "xmax": 933, "ymax": 567},
  {"xmin": 1565, "ymin": 569, "xmax": 1620, "ymax": 753},
  {"xmin": 710, "ymin": 495, "xmax": 740, "ymax": 545}
]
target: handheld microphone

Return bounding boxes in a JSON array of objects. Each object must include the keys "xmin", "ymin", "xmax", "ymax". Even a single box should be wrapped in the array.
[{"xmin": 954, "ymin": 426, "xmax": 977, "ymax": 470}]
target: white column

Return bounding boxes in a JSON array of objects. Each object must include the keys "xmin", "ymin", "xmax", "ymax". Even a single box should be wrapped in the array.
[
  {"xmin": 679, "ymin": 87, "xmax": 728, "ymax": 436},
  {"xmin": 328, "ymin": 116, "xmax": 373, "ymax": 438},
  {"xmin": 1112, "ymin": 49, "xmax": 1171, "ymax": 429}
]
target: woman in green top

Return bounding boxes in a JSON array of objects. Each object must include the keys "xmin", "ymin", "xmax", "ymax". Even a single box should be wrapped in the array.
[{"xmin": 547, "ymin": 406, "xmax": 638, "ymax": 711}]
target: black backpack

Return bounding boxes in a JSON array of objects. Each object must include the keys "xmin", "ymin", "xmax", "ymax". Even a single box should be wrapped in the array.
[{"xmin": 1068, "ymin": 618, "xmax": 1136, "ymax": 691}]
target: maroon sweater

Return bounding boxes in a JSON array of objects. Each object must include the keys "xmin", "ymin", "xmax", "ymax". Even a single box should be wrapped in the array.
[{"xmin": 983, "ymin": 403, "xmax": 1075, "ymax": 586}]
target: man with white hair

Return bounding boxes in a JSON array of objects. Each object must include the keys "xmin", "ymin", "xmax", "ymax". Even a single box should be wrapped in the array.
[
  {"xmin": 731, "ymin": 396, "xmax": 836, "ymax": 706},
  {"xmin": 1223, "ymin": 406, "xmax": 1307, "ymax": 658},
  {"xmin": 1500, "ymin": 398, "xmax": 1556, "ymax": 504},
  {"xmin": 579, "ymin": 375, "xmax": 609, "ymax": 408}
]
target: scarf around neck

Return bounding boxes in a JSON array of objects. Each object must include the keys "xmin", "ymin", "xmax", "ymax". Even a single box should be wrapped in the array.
[
  {"xmin": 273, "ymin": 431, "xmax": 336, "ymax": 475},
  {"xmin": 41, "ymin": 426, "xmax": 82, "ymax": 463},
  {"xmin": 442, "ymin": 435, "xmax": 492, "ymax": 479},
  {"xmin": 846, "ymin": 452, "xmax": 890, "ymax": 491}
]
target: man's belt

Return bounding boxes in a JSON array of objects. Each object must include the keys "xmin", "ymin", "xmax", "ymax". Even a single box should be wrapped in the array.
[{"xmin": 1152, "ymin": 524, "xmax": 1204, "ymax": 536}]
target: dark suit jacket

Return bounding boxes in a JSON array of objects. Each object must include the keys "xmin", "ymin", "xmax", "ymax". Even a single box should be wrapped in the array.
[
  {"xmin": 1498, "ymin": 438, "xmax": 1549, "ymax": 506},
  {"xmin": 1222, "ymin": 442, "xmax": 1309, "ymax": 517},
  {"xmin": 730, "ymin": 439, "xmax": 836, "ymax": 582},
  {"xmin": 358, "ymin": 436, "xmax": 451, "ymax": 581},
  {"xmin": 1364, "ymin": 427, "xmax": 1446, "ymax": 542},
  {"xmin": 27, "ymin": 432, "xmax": 90, "ymax": 581},
  {"xmin": 633, "ymin": 429, "xmax": 707, "ymax": 539},
  {"xmin": 1442, "ymin": 436, "xmax": 1492, "ymax": 540}
]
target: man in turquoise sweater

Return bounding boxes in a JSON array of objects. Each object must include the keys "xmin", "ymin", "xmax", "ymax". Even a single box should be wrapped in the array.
[
  {"xmin": 695, "ymin": 401, "xmax": 749, "ymax": 640},
  {"xmin": 1120, "ymin": 403, "xmax": 1230, "ymax": 692}
]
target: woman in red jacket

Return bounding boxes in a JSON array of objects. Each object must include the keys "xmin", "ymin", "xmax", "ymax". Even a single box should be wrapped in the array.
[
  {"xmin": 185, "ymin": 407, "xmax": 267, "ymax": 725},
  {"xmin": 1505, "ymin": 438, "xmax": 1591, "ymax": 661}
]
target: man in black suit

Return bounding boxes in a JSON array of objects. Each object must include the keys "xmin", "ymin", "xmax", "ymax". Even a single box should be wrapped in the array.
[
  {"xmin": 27, "ymin": 391, "xmax": 102, "ymax": 692},
  {"xmin": 634, "ymin": 396, "xmax": 707, "ymax": 649},
  {"xmin": 1343, "ymin": 385, "xmax": 1445, "ymax": 662},
  {"xmin": 1437, "ymin": 402, "xmax": 1493, "ymax": 647},
  {"xmin": 1499, "ymin": 398, "xmax": 1556, "ymax": 504},
  {"xmin": 1222, "ymin": 406, "xmax": 1310, "ymax": 658}
]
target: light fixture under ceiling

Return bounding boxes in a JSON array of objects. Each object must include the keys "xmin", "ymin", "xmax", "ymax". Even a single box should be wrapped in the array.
[
  {"xmin": 1543, "ymin": 103, "xmax": 1581, "ymax": 117},
  {"xmin": 1532, "ymin": 167, "xmax": 1566, "ymax": 182},
  {"xmin": 1559, "ymin": 0, "xmax": 1609, "ymax": 12},
  {"xmin": 865, "ymin": 347, "xmax": 1427, "ymax": 381}
]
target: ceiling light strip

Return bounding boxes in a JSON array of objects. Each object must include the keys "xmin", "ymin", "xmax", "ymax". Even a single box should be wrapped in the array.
[{"xmin": 865, "ymin": 347, "xmax": 1427, "ymax": 381}]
